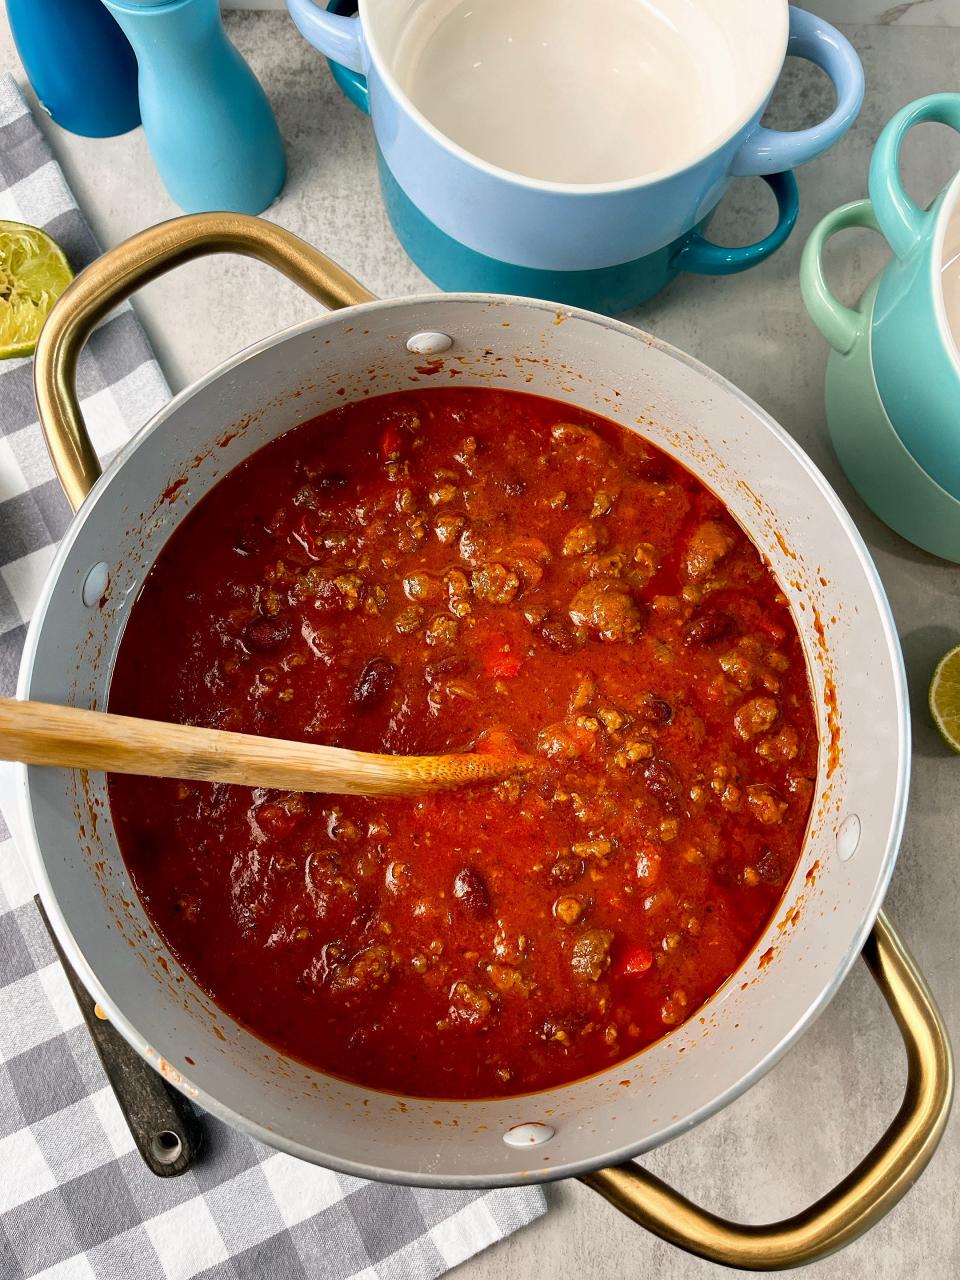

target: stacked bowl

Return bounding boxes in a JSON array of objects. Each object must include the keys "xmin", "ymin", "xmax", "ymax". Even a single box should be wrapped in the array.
[
  {"xmin": 802, "ymin": 94, "xmax": 960, "ymax": 562},
  {"xmin": 289, "ymin": 0, "xmax": 863, "ymax": 310}
]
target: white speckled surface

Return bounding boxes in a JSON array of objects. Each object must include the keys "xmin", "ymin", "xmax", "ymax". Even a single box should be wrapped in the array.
[{"xmin": 2, "ymin": 9, "xmax": 958, "ymax": 1278}]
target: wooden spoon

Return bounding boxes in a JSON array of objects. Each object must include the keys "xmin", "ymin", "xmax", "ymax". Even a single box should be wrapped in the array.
[{"xmin": 0, "ymin": 698, "xmax": 523, "ymax": 797}]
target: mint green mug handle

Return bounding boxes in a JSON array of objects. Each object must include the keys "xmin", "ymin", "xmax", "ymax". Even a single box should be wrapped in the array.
[
  {"xmin": 800, "ymin": 199, "xmax": 880, "ymax": 355},
  {"xmin": 870, "ymin": 93, "xmax": 960, "ymax": 260}
]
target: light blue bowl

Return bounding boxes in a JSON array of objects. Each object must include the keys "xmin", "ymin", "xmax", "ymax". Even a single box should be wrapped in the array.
[
  {"xmin": 322, "ymin": 0, "xmax": 799, "ymax": 311},
  {"xmin": 295, "ymin": 0, "xmax": 858, "ymax": 310}
]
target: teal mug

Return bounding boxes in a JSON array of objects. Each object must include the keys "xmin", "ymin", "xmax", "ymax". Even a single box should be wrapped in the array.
[
  {"xmin": 868, "ymin": 94, "xmax": 960, "ymax": 500},
  {"xmin": 801, "ymin": 197, "xmax": 960, "ymax": 563}
]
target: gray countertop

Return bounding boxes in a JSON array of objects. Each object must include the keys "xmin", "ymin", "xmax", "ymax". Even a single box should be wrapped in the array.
[{"xmin": 2, "ymin": 10, "xmax": 958, "ymax": 1279}]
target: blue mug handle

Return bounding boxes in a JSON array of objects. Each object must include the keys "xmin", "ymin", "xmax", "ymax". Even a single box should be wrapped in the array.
[
  {"xmin": 674, "ymin": 172, "xmax": 799, "ymax": 276},
  {"xmin": 870, "ymin": 93, "xmax": 960, "ymax": 261},
  {"xmin": 732, "ymin": 7, "xmax": 863, "ymax": 177},
  {"xmin": 319, "ymin": 0, "xmax": 368, "ymax": 110}
]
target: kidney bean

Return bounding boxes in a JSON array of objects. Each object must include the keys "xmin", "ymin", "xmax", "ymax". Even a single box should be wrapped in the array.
[
  {"xmin": 643, "ymin": 759, "xmax": 682, "ymax": 811},
  {"xmin": 640, "ymin": 694, "xmax": 673, "ymax": 725},
  {"xmin": 315, "ymin": 470, "xmax": 349, "ymax": 490},
  {"xmin": 536, "ymin": 616, "xmax": 579, "ymax": 654},
  {"xmin": 352, "ymin": 657, "xmax": 397, "ymax": 710},
  {"xmin": 683, "ymin": 611, "xmax": 737, "ymax": 648},
  {"xmin": 425, "ymin": 655, "xmax": 468, "ymax": 685},
  {"xmin": 453, "ymin": 866, "xmax": 490, "ymax": 914},
  {"xmin": 756, "ymin": 848, "xmax": 784, "ymax": 884},
  {"xmin": 244, "ymin": 616, "xmax": 292, "ymax": 652}
]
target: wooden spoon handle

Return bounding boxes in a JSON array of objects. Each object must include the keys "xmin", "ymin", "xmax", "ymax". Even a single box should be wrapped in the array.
[{"xmin": 0, "ymin": 698, "xmax": 514, "ymax": 797}]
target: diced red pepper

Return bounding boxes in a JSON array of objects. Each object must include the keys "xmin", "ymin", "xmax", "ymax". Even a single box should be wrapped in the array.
[
  {"xmin": 380, "ymin": 423, "xmax": 403, "ymax": 461},
  {"xmin": 482, "ymin": 636, "xmax": 521, "ymax": 678},
  {"xmin": 618, "ymin": 945, "xmax": 654, "ymax": 978}
]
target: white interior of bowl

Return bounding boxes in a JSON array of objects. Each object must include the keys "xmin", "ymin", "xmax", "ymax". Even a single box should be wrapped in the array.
[
  {"xmin": 936, "ymin": 169, "xmax": 960, "ymax": 366},
  {"xmin": 360, "ymin": 0, "xmax": 789, "ymax": 190},
  {"xmin": 18, "ymin": 296, "xmax": 907, "ymax": 1186}
]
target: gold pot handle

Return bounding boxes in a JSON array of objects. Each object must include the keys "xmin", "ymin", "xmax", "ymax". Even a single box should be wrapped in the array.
[
  {"xmin": 33, "ymin": 212, "xmax": 376, "ymax": 511},
  {"xmin": 581, "ymin": 910, "xmax": 953, "ymax": 1271}
]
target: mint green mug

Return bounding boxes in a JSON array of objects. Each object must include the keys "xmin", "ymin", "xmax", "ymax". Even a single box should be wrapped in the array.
[
  {"xmin": 868, "ymin": 94, "xmax": 960, "ymax": 501},
  {"xmin": 801, "ymin": 197, "xmax": 960, "ymax": 563}
]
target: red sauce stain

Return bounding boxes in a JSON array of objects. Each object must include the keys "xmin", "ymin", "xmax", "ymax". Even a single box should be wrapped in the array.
[
  {"xmin": 774, "ymin": 530, "xmax": 798, "ymax": 561},
  {"xmin": 184, "ymin": 1055, "xmax": 195, "ymax": 1066},
  {"xmin": 415, "ymin": 363, "xmax": 445, "ymax": 376},
  {"xmin": 736, "ymin": 478, "xmax": 765, "ymax": 516},
  {"xmin": 218, "ymin": 431, "xmax": 239, "ymax": 449},
  {"xmin": 335, "ymin": 386, "xmax": 346, "ymax": 397},
  {"xmin": 212, "ymin": 1026, "xmax": 226, "ymax": 1042},
  {"xmin": 823, "ymin": 680, "xmax": 840, "ymax": 777},
  {"xmin": 161, "ymin": 476, "xmax": 187, "ymax": 502},
  {"xmin": 448, "ymin": 368, "xmax": 463, "ymax": 378},
  {"xmin": 758, "ymin": 946, "xmax": 776, "ymax": 969},
  {"xmin": 805, "ymin": 860, "xmax": 821, "ymax": 885},
  {"xmin": 818, "ymin": 575, "xmax": 829, "ymax": 587},
  {"xmin": 812, "ymin": 606, "xmax": 827, "ymax": 651}
]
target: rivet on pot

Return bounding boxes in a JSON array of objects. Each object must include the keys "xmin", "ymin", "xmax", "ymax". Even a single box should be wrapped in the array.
[
  {"xmin": 836, "ymin": 814, "xmax": 861, "ymax": 862},
  {"xmin": 151, "ymin": 1129, "xmax": 183, "ymax": 1165},
  {"xmin": 406, "ymin": 331, "xmax": 454, "ymax": 356},
  {"xmin": 503, "ymin": 1122, "xmax": 556, "ymax": 1148},
  {"xmin": 81, "ymin": 562, "xmax": 110, "ymax": 607}
]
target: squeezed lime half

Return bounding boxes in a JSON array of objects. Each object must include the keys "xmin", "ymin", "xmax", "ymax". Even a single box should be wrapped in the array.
[
  {"xmin": 0, "ymin": 219, "xmax": 73, "ymax": 359},
  {"xmin": 930, "ymin": 644, "xmax": 960, "ymax": 753}
]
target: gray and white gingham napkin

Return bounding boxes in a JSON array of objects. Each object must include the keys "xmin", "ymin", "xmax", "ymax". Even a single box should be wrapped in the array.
[{"xmin": 0, "ymin": 73, "xmax": 546, "ymax": 1280}]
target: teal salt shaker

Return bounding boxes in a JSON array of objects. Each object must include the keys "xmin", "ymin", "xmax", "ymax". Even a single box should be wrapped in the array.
[{"xmin": 100, "ymin": 0, "xmax": 286, "ymax": 214}]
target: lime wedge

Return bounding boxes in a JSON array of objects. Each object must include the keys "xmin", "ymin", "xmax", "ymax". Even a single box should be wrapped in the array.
[
  {"xmin": 929, "ymin": 644, "xmax": 960, "ymax": 753},
  {"xmin": 0, "ymin": 220, "xmax": 73, "ymax": 360}
]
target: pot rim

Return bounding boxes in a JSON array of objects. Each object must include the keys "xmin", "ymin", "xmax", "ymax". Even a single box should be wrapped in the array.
[
  {"xmin": 17, "ymin": 292, "xmax": 910, "ymax": 1188},
  {"xmin": 355, "ymin": 0, "xmax": 790, "ymax": 195}
]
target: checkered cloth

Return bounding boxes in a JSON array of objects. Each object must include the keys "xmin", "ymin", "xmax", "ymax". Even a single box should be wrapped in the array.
[{"xmin": 0, "ymin": 73, "xmax": 546, "ymax": 1280}]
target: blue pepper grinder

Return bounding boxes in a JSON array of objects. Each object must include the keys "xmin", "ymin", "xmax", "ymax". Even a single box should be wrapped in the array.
[
  {"xmin": 6, "ymin": 0, "xmax": 141, "ymax": 137},
  {"xmin": 99, "ymin": 0, "xmax": 286, "ymax": 215}
]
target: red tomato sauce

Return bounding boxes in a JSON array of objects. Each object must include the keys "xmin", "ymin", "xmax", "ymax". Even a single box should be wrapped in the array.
[{"xmin": 108, "ymin": 388, "xmax": 818, "ymax": 1098}]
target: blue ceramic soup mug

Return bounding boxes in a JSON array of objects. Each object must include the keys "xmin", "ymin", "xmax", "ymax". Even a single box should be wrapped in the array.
[{"xmin": 287, "ymin": 0, "xmax": 861, "ymax": 309}]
